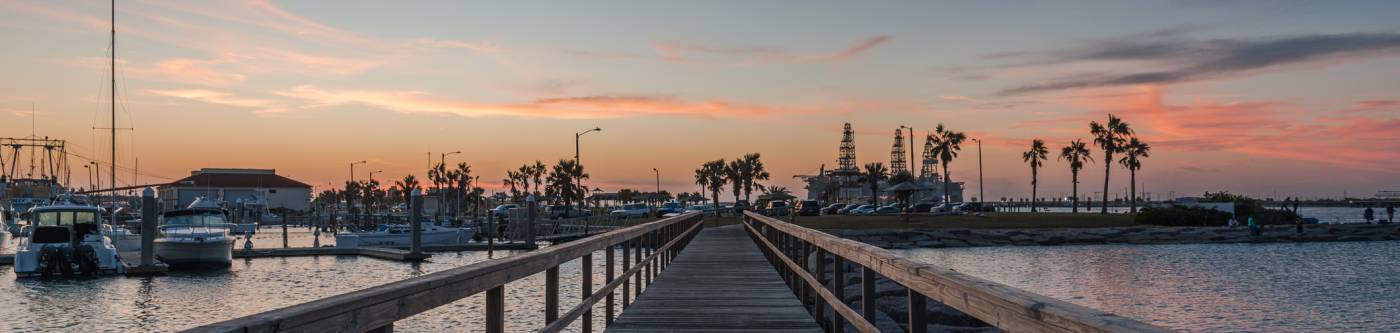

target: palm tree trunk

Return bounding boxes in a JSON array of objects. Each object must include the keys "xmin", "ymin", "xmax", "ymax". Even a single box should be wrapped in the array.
[
  {"xmin": 1071, "ymin": 170, "xmax": 1079, "ymax": 213},
  {"xmin": 1030, "ymin": 168, "xmax": 1037, "ymax": 212},
  {"xmin": 1102, "ymin": 155, "xmax": 1111, "ymax": 214},
  {"xmin": 1129, "ymin": 169, "xmax": 1137, "ymax": 213},
  {"xmin": 942, "ymin": 164, "xmax": 951, "ymax": 203}
]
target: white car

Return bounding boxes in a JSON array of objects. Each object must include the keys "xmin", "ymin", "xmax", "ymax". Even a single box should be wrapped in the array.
[
  {"xmin": 850, "ymin": 205, "xmax": 877, "ymax": 215},
  {"xmin": 931, "ymin": 203, "xmax": 952, "ymax": 213},
  {"xmin": 683, "ymin": 205, "xmax": 716, "ymax": 215},
  {"xmin": 491, "ymin": 204, "xmax": 520, "ymax": 217},
  {"xmin": 610, "ymin": 203, "xmax": 650, "ymax": 218}
]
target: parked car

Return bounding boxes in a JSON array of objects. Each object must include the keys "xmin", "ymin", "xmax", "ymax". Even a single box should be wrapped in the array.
[
  {"xmin": 837, "ymin": 203, "xmax": 861, "ymax": 215},
  {"xmin": 545, "ymin": 205, "xmax": 591, "ymax": 219},
  {"xmin": 849, "ymin": 205, "xmax": 876, "ymax": 215},
  {"xmin": 820, "ymin": 203, "xmax": 845, "ymax": 215},
  {"xmin": 954, "ymin": 202, "xmax": 983, "ymax": 212},
  {"xmin": 910, "ymin": 202, "xmax": 935, "ymax": 213},
  {"xmin": 763, "ymin": 201, "xmax": 792, "ymax": 216},
  {"xmin": 931, "ymin": 203, "xmax": 952, "ymax": 213},
  {"xmin": 491, "ymin": 204, "xmax": 520, "ymax": 217},
  {"xmin": 656, "ymin": 202, "xmax": 686, "ymax": 216},
  {"xmin": 795, "ymin": 200, "xmax": 822, "ymax": 216},
  {"xmin": 874, "ymin": 206, "xmax": 902, "ymax": 215},
  {"xmin": 610, "ymin": 203, "xmax": 651, "ymax": 218},
  {"xmin": 684, "ymin": 205, "xmax": 715, "ymax": 215}
]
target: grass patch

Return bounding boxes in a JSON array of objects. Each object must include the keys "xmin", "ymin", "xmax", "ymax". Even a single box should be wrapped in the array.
[{"xmin": 780, "ymin": 212, "xmax": 1138, "ymax": 230}]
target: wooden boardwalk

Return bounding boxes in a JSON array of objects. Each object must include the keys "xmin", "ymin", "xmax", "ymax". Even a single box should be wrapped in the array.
[{"xmin": 606, "ymin": 225, "xmax": 822, "ymax": 333}]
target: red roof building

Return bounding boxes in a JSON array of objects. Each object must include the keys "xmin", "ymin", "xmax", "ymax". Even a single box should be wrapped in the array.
[{"xmin": 158, "ymin": 168, "xmax": 312, "ymax": 211}]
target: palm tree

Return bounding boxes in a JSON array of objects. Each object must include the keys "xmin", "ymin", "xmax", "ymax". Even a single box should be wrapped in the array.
[
  {"xmin": 930, "ymin": 124, "xmax": 966, "ymax": 203},
  {"xmin": 862, "ymin": 162, "xmax": 888, "ymax": 206},
  {"xmin": 1118, "ymin": 137, "xmax": 1151, "ymax": 213},
  {"xmin": 1058, "ymin": 139, "xmax": 1092, "ymax": 213},
  {"xmin": 503, "ymin": 170, "xmax": 522, "ymax": 202},
  {"xmin": 1090, "ymin": 114, "xmax": 1132, "ymax": 214},
  {"xmin": 741, "ymin": 153, "xmax": 770, "ymax": 204},
  {"xmin": 546, "ymin": 159, "xmax": 589, "ymax": 209},
  {"xmin": 530, "ymin": 160, "xmax": 547, "ymax": 197},
  {"xmin": 726, "ymin": 160, "xmax": 744, "ymax": 210},
  {"xmin": 694, "ymin": 159, "xmax": 727, "ymax": 214},
  {"xmin": 1022, "ymin": 139, "xmax": 1049, "ymax": 212},
  {"xmin": 395, "ymin": 174, "xmax": 420, "ymax": 204},
  {"xmin": 453, "ymin": 162, "xmax": 472, "ymax": 217}
]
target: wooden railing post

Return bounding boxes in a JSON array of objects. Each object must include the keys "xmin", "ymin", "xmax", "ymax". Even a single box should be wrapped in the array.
[
  {"xmin": 832, "ymin": 255, "xmax": 846, "ymax": 333},
  {"xmin": 606, "ymin": 245, "xmax": 616, "ymax": 324},
  {"xmin": 582, "ymin": 254, "xmax": 593, "ymax": 333},
  {"xmin": 486, "ymin": 285, "xmax": 504, "ymax": 333},
  {"xmin": 546, "ymin": 266, "xmax": 559, "ymax": 324},
  {"xmin": 633, "ymin": 237, "xmax": 642, "ymax": 296},
  {"xmin": 814, "ymin": 248, "xmax": 827, "ymax": 327},
  {"xmin": 861, "ymin": 266, "xmax": 876, "ymax": 322},
  {"xmin": 908, "ymin": 289, "xmax": 926, "ymax": 333},
  {"xmin": 622, "ymin": 243, "xmax": 631, "ymax": 309}
]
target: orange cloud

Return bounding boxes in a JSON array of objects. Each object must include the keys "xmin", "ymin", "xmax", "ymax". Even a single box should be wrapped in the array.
[{"xmin": 1061, "ymin": 85, "xmax": 1400, "ymax": 172}]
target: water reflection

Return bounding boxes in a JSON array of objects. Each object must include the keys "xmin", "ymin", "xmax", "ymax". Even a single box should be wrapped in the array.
[{"xmin": 897, "ymin": 241, "xmax": 1400, "ymax": 332}]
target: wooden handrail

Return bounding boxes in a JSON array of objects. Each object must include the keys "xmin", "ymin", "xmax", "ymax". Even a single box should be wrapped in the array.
[
  {"xmin": 743, "ymin": 221, "xmax": 880, "ymax": 333},
  {"xmin": 185, "ymin": 212, "xmax": 703, "ymax": 333},
  {"xmin": 743, "ymin": 212, "xmax": 1173, "ymax": 333}
]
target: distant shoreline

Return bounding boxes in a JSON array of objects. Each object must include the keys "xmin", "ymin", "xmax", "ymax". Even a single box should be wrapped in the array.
[{"xmin": 831, "ymin": 223, "xmax": 1400, "ymax": 249}]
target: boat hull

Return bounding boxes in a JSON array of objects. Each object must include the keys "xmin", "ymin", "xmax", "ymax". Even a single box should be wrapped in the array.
[{"xmin": 155, "ymin": 239, "xmax": 233, "ymax": 268}]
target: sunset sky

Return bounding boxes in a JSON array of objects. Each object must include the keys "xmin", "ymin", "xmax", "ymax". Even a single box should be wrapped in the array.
[{"xmin": 1, "ymin": 1, "xmax": 1398, "ymax": 200}]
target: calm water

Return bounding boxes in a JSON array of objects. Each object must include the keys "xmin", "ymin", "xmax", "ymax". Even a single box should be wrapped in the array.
[
  {"xmin": 897, "ymin": 241, "xmax": 1400, "ymax": 332},
  {"xmin": 1033, "ymin": 206, "xmax": 1388, "ymax": 224},
  {"xmin": 1, "ymin": 229, "xmax": 623, "ymax": 332}
]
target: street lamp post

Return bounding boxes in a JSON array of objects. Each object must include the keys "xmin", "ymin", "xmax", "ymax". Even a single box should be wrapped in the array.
[
  {"xmin": 972, "ymin": 138, "xmax": 984, "ymax": 207},
  {"xmin": 349, "ymin": 160, "xmax": 367, "ymax": 184},
  {"xmin": 652, "ymin": 168, "xmax": 660, "ymax": 193},
  {"xmin": 575, "ymin": 127, "xmax": 601, "ymax": 165},
  {"xmin": 575, "ymin": 127, "xmax": 601, "ymax": 208},
  {"xmin": 440, "ymin": 151, "xmax": 461, "ymax": 169}
]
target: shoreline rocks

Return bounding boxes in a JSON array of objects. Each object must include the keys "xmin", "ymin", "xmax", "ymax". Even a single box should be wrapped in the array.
[{"xmin": 830, "ymin": 224, "xmax": 1400, "ymax": 250}]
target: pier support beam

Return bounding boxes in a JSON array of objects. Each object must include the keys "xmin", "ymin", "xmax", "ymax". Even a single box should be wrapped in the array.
[
  {"xmin": 124, "ymin": 187, "xmax": 167, "ymax": 276},
  {"xmin": 404, "ymin": 188, "xmax": 429, "ymax": 261}
]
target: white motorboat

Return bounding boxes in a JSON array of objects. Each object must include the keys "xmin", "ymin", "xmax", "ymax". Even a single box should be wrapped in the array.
[
  {"xmin": 154, "ymin": 198, "xmax": 233, "ymax": 268},
  {"xmin": 13, "ymin": 204, "xmax": 124, "ymax": 278},
  {"xmin": 107, "ymin": 225, "xmax": 141, "ymax": 253},
  {"xmin": 335, "ymin": 224, "xmax": 474, "ymax": 248}
]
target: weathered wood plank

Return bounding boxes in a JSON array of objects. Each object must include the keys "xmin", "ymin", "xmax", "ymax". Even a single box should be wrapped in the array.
[{"xmin": 606, "ymin": 225, "xmax": 822, "ymax": 333}]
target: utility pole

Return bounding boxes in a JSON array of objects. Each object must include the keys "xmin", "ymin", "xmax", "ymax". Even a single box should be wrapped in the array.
[
  {"xmin": 652, "ymin": 168, "xmax": 660, "ymax": 193},
  {"xmin": 973, "ymin": 138, "xmax": 984, "ymax": 206}
]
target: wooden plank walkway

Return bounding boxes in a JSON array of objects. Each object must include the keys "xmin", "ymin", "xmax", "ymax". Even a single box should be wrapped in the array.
[{"xmin": 606, "ymin": 225, "xmax": 822, "ymax": 333}]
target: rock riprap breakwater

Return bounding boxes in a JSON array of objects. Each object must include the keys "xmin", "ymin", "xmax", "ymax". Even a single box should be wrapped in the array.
[{"xmin": 831, "ymin": 224, "xmax": 1400, "ymax": 249}]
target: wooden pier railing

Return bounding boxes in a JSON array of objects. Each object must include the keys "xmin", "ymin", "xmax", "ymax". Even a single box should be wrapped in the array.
[
  {"xmin": 186, "ymin": 212, "xmax": 704, "ymax": 333},
  {"xmin": 742, "ymin": 212, "xmax": 1173, "ymax": 333}
]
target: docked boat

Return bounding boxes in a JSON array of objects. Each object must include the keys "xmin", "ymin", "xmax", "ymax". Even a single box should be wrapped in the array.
[
  {"xmin": 107, "ymin": 225, "xmax": 141, "ymax": 253},
  {"xmin": 335, "ymin": 224, "xmax": 474, "ymax": 248},
  {"xmin": 154, "ymin": 198, "xmax": 233, "ymax": 268},
  {"xmin": 13, "ymin": 203, "xmax": 124, "ymax": 278}
]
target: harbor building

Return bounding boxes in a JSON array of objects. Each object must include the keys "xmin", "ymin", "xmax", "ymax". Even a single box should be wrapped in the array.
[{"xmin": 158, "ymin": 168, "xmax": 312, "ymax": 211}]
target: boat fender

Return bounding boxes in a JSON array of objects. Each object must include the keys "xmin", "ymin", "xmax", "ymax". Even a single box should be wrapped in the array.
[{"xmin": 76, "ymin": 244, "xmax": 99, "ymax": 276}]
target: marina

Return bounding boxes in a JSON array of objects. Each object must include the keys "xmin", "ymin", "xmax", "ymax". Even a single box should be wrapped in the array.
[{"xmin": 2, "ymin": 0, "xmax": 1399, "ymax": 332}]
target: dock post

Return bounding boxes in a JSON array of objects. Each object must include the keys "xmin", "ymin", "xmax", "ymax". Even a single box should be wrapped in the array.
[
  {"xmin": 282, "ymin": 212, "xmax": 288, "ymax": 248},
  {"xmin": 526, "ymin": 195, "xmax": 537, "ymax": 246},
  {"xmin": 124, "ymin": 187, "xmax": 167, "ymax": 276},
  {"xmin": 140, "ymin": 187, "xmax": 156, "ymax": 266},
  {"xmin": 411, "ymin": 188, "xmax": 423, "ymax": 255}
]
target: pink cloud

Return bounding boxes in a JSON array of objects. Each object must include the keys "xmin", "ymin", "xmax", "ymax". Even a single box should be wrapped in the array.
[
  {"xmin": 147, "ymin": 89, "xmax": 285, "ymax": 114},
  {"xmin": 270, "ymin": 85, "xmax": 811, "ymax": 119},
  {"xmin": 414, "ymin": 38, "xmax": 506, "ymax": 53}
]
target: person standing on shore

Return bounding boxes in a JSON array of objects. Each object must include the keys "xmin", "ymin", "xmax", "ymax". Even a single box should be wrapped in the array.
[
  {"xmin": 1387, "ymin": 205, "xmax": 1395, "ymax": 224},
  {"xmin": 1364, "ymin": 207, "xmax": 1375, "ymax": 224}
]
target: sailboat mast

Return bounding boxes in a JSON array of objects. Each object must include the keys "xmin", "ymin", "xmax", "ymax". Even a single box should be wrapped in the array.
[{"xmin": 110, "ymin": 0, "xmax": 117, "ymax": 223}]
